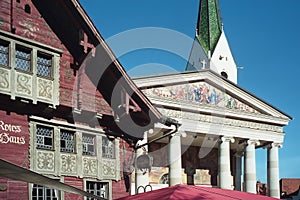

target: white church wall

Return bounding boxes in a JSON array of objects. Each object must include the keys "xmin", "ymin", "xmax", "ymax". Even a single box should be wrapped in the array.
[{"xmin": 211, "ymin": 32, "xmax": 238, "ymax": 84}]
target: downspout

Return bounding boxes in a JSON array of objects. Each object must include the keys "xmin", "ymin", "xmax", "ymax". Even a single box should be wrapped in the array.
[{"xmin": 134, "ymin": 116, "xmax": 181, "ymax": 150}]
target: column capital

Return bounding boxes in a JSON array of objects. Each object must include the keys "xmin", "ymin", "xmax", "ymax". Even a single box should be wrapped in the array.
[
  {"xmin": 171, "ymin": 131, "xmax": 185, "ymax": 137},
  {"xmin": 263, "ymin": 142, "xmax": 283, "ymax": 149},
  {"xmin": 243, "ymin": 139, "xmax": 260, "ymax": 146},
  {"xmin": 269, "ymin": 143, "xmax": 283, "ymax": 148},
  {"xmin": 234, "ymin": 151, "xmax": 244, "ymax": 158},
  {"xmin": 220, "ymin": 136, "xmax": 235, "ymax": 143}
]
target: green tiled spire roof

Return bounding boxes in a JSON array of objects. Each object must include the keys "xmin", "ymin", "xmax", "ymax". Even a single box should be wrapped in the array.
[{"xmin": 197, "ymin": 0, "xmax": 222, "ymax": 56}]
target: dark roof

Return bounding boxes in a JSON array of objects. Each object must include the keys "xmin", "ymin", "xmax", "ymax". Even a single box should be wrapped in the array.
[
  {"xmin": 280, "ymin": 178, "xmax": 300, "ymax": 196},
  {"xmin": 31, "ymin": 0, "xmax": 164, "ymax": 143}
]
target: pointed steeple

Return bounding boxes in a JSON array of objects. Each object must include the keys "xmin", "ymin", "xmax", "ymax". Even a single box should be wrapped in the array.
[
  {"xmin": 186, "ymin": 0, "xmax": 238, "ymax": 84},
  {"xmin": 196, "ymin": 0, "xmax": 222, "ymax": 56}
]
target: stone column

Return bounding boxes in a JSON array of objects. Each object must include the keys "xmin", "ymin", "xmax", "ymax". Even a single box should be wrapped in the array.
[
  {"xmin": 135, "ymin": 133, "xmax": 149, "ymax": 194},
  {"xmin": 218, "ymin": 136, "xmax": 235, "ymax": 190},
  {"xmin": 169, "ymin": 132, "xmax": 182, "ymax": 186},
  {"xmin": 244, "ymin": 139, "xmax": 260, "ymax": 194},
  {"xmin": 234, "ymin": 152, "xmax": 243, "ymax": 191},
  {"xmin": 267, "ymin": 143, "xmax": 281, "ymax": 198}
]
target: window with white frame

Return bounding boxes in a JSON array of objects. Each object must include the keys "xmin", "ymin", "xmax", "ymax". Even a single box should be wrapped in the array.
[
  {"xmin": 0, "ymin": 33, "xmax": 60, "ymax": 106},
  {"xmin": 60, "ymin": 129, "xmax": 75, "ymax": 153},
  {"xmin": 15, "ymin": 44, "xmax": 31, "ymax": 72},
  {"xmin": 102, "ymin": 137, "xmax": 115, "ymax": 159},
  {"xmin": 0, "ymin": 40, "xmax": 9, "ymax": 67},
  {"xmin": 36, "ymin": 125, "xmax": 54, "ymax": 150},
  {"xmin": 32, "ymin": 184, "xmax": 60, "ymax": 200},
  {"xmin": 37, "ymin": 51, "xmax": 52, "ymax": 78},
  {"xmin": 86, "ymin": 181, "xmax": 109, "ymax": 200},
  {"xmin": 82, "ymin": 134, "xmax": 96, "ymax": 156}
]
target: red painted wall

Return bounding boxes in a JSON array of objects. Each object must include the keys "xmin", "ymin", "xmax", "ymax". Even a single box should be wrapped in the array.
[
  {"xmin": 0, "ymin": 179, "xmax": 28, "ymax": 200},
  {"xmin": 0, "ymin": 110, "xmax": 29, "ymax": 167},
  {"xmin": 64, "ymin": 177, "xmax": 84, "ymax": 200},
  {"xmin": 0, "ymin": 1, "xmax": 128, "ymax": 199},
  {"xmin": 0, "ymin": 0, "xmax": 111, "ymax": 115},
  {"xmin": 0, "ymin": 110, "xmax": 29, "ymax": 200}
]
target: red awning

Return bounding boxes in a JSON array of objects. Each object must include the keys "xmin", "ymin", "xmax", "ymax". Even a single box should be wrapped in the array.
[{"xmin": 117, "ymin": 184, "xmax": 279, "ymax": 200}]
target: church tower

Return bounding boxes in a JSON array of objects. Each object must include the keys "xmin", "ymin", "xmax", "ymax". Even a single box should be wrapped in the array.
[{"xmin": 186, "ymin": 0, "xmax": 238, "ymax": 84}]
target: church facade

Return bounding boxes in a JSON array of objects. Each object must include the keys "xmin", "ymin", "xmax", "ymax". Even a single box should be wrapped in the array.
[{"xmin": 133, "ymin": 0, "xmax": 291, "ymax": 199}]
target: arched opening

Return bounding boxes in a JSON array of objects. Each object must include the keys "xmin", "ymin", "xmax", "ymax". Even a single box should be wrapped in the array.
[{"xmin": 221, "ymin": 71, "xmax": 228, "ymax": 79}]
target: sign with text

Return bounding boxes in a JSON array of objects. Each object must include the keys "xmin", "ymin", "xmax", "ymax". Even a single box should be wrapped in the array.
[
  {"xmin": 0, "ymin": 110, "xmax": 29, "ymax": 167},
  {"xmin": 0, "ymin": 120, "xmax": 25, "ymax": 145}
]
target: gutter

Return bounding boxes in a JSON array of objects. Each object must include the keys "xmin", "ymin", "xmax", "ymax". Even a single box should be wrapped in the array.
[{"xmin": 134, "ymin": 116, "xmax": 181, "ymax": 150}]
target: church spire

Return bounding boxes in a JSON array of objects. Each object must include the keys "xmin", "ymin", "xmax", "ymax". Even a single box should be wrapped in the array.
[
  {"xmin": 186, "ymin": 0, "xmax": 238, "ymax": 84},
  {"xmin": 196, "ymin": 0, "xmax": 222, "ymax": 56}
]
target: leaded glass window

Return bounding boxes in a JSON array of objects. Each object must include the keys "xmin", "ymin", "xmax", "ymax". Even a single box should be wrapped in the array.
[
  {"xmin": 86, "ymin": 181, "xmax": 109, "ymax": 200},
  {"xmin": 60, "ymin": 130, "xmax": 75, "ymax": 153},
  {"xmin": 15, "ymin": 45, "xmax": 31, "ymax": 72},
  {"xmin": 0, "ymin": 40, "xmax": 9, "ymax": 67},
  {"xmin": 102, "ymin": 137, "xmax": 115, "ymax": 159},
  {"xmin": 37, "ymin": 52, "xmax": 52, "ymax": 78},
  {"xmin": 32, "ymin": 184, "xmax": 59, "ymax": 200},
  {"xmin": 82, "ymin": 134, "xmax": 96, "ymax": 156},
  {"xmin": 36, "ymin": 125, "xmax": 54, "ymax": 150}
]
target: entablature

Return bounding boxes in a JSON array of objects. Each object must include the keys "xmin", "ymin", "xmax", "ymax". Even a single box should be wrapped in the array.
[{"xmin": 157, "ymin": 107, "xmax": 285, "ymax": 144}]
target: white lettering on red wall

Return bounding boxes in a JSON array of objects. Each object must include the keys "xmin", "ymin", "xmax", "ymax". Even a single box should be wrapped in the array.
[{"xmin": 0, "ymin": 120, "xmax": 25, "ymax": 145}]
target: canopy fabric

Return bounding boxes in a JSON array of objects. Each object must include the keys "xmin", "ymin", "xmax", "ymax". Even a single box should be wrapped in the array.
[
  {"xmin": 0, "ymin": 159, "xmax": 104, "ymax": 200},
  {"xmin": 117, "ymin": 184, "xmax": 279, "ymax": 200}
]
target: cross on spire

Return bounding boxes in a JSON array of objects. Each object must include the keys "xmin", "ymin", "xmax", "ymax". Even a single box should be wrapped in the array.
[{"xmin": 201, "ymin": 59, "xmax": 207, "ymax": 69}]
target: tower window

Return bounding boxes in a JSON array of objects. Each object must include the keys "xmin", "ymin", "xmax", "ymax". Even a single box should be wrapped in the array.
[{"xmin": 221, "ymin": 71, "xmax": 228, "ymax": 79}]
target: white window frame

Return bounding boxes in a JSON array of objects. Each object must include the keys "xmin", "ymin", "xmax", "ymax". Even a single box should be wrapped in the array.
[
  {"xmin": 60, "ymin": 129, "xmax": 76, "ymax": 153},
  {"xmin": 36, "ymin": 124, "xmax": 55, "ymax": 150},
  {"xmin": 0, "ymin": 30, "xmax": 60, "ymax": 107},
  {"xmin": 29, "ymin": 176, "xmax": 62, "ymax": 200},
  {"xmin": 102, "ymin": 137, "xmax": 115, "ymax": 159},
  {"xmin": 82, "ymin": 133, "xmax": 96, "ymax": 156},
  {"xmin": 84, "ymin": 179, "xmax": 112, "ymax": 200}
]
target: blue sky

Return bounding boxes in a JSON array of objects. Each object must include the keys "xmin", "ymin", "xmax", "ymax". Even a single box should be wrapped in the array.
[{"xmin": 79, "ymin": 0, "xmax": 300, "ymax": 182}]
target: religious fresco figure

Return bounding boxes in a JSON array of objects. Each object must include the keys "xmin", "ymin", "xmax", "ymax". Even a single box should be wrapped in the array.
[
  {"xmin": 200, "ymin": 84, "xmax": 210, "ymax": 104},
  {"xmin": 176, "ymin": 86, "xmax": 185, "ymax": 100},
  {"xmin": 209, "ymin": 89, "xmax": 218, "ymax": 105},
  {"xmin": 145, "ymin": 82, "xmax": 258, "ymax": 114},
  {"xmin": 194, "ymin": 85, "xmax": 201, "ymax": 102}
]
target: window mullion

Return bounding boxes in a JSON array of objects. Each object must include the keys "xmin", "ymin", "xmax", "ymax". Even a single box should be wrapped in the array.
[
  {"xmin": 76, "ymin": 131, "xmax": 83, "ymax": 178},
  {"xmin": 32, "ymin": 48, "xmax": 37, "ymax": 104},
  {"xmin": 54, "ymin": 126, "xmax": 60, "ymax": 177},
  {"xmin": 10, "ymin": 40, "xmax": 16, "ymax": 100},
  {"xmin": 52, "ymin": 54, "xmax": 60, "ymax": 107}
]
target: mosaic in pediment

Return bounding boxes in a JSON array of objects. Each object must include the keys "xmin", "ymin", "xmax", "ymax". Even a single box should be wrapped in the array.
[{"xmin": 143, "ymin": 82, "xmax": 260, "ymax": 114}]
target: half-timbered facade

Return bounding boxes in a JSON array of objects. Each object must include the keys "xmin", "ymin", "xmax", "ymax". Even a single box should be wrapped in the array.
[{"xmin": 0, "ymin": 0, "xmax": 164, "ymax": 199}]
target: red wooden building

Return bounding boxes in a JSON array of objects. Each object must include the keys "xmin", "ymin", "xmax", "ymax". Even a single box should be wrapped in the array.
[{"xmin": 0, "ymin": 0, "xmax": 165, "ymax": 199}]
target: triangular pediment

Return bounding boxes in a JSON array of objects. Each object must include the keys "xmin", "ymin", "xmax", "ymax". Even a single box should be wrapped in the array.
[
  {"xmin": 142, "ymin": 78, "xmax": 260, "ymax": 114},
  {"xmin": 134, "ymin": 70, "xmax": 291, "ymax": 124}
]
